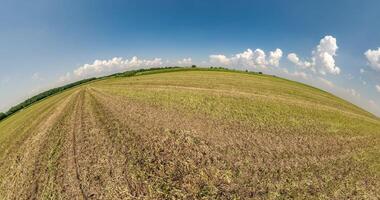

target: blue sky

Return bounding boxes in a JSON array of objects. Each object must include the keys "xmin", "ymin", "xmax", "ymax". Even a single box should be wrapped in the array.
[{"xmin": 1, "ymin": 0, "xmax": 380, "ymax": 116}]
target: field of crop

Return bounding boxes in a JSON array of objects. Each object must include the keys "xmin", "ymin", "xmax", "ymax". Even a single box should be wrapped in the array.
[{"xmin": 0, "ymin": 70, "xmax": 379, "ymax": 199}]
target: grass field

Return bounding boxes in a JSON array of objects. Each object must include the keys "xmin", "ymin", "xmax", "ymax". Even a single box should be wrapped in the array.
[{"xmin": 0, "ymin": 70, "xmax": 379, "ymax": 199}]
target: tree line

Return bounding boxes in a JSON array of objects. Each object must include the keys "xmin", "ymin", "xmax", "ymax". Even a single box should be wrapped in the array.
[
  {"xmin": 0, "ymin": 65, "xmax": 265, "ymax": 122},
  {"xmin": 0, "ymin": 77, "xmax": 96, "ymax": 121}
]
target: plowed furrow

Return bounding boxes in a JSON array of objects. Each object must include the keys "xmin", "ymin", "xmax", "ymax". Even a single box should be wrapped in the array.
[
  {"xmin": 83, "ymin": 89, "xmax": 142, "ymax": 199},
  {"xmin": 55, "ymin": 89, "xmax": 89, "ymax": 200},
  {"xmin": 71, "ymin": 90, "xmax": 88, "ymax": 200}
]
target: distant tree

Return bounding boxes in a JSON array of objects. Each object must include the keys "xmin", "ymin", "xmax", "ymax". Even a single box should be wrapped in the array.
[
  {"xmin": 245, "ymin": 69, "xmax": 248, "ymax": 72},
  {"xmin": 191, "ymin": 65, "xmax": 197, "ymax": 68},
  {"xmin": 0, "ymin": 112, "xmax": 6, "ymax": 121},
  {"xmin": 258, "ymin": 72, "xmax": 263, "ymax": 74}
]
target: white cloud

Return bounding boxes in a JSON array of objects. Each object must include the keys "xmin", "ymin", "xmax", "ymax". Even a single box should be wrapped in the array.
[
  {"xmin": 360, "ymin": 68, "xmax": 365, "ymax": 74},
  {"xmin": 268, "ymin": 48, "xmax": 283, "ymax": 67},
  {"xmin": 318, "ymin": 77, "xmax": 335, "ymax": 88},
  {"xmin": 209, "ymin": 54, "xmax": 231, "ymax": 65},
  {"xmin": 250, "ymin": 49, "xmax": 267, "ymax": 67},
  {"xmin": 376, "ymin": 85, "xmax": 380, "ymax": 93},
  {"xmin": 364, "ymin": 48, "xmax": 380, "ymax": 71},
  {"xmin": 177, "ymin": 58, "xmax": 192, "ymax": 66},
  {"xmin": 287, "ymin": 35, "xmax": 340, "ymax": 75},
  {"xmin": 209, "ymin": 48, "xmax": 282, "ymax": 69},
  {"xmin": 58, "ymin": 56, "xmax": 164, "ymax": 83},
  {"xmin": 73, "ymin": 56, "xmax": 163, "ymax": 78},
  {"xmin": 287, "ymin": 53, "xmax": 299, "ymax": 64},
  {"xmin": 287, "ymin": 53, "xmax": 312, "ymax": 69}
]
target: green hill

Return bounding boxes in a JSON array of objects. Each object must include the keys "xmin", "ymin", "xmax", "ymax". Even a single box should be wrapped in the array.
[{"xmin": 0, "ymin": 69, "xmax": 379, "ymax": 199}]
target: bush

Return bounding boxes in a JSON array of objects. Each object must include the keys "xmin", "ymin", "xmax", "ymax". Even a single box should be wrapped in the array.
[
  {"xmin": 191, "ymin": 65, "xmax": 197, "ymax": 68},
  {"xmin": 0, "ymin": 112, "xmax": 6, "ymax": 121}
]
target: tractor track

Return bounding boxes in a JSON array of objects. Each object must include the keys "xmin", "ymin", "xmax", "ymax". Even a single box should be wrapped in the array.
[
  {"xmin": 25, "ymin": 92, "xmax": 77, "ymax": 199},
  {"xmin": 69, "ymin": 90, "xmax": 88, "ymax": 200}
]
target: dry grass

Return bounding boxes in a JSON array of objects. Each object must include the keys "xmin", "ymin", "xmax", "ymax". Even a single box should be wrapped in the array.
[{"xmin": 0, "ymin": 70, "xmax": 379, "ymax": 199}]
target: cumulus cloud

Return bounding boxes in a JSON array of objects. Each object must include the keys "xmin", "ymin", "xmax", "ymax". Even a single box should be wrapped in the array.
[
  {"xmin": 209, "ymin": 48, "xmax": 282, "ymax": 69},
  {"xmin": 209, "ymin": 54, "xmax": 231, "ymax": 66},
  {"xmin": 376, "ymin": 85, "xmax": 380, "ymax": 93},
  {"xmin": 58, "ymin": 56, "xmax": 164, "ymax": 83},
  {"xmin": 268, "ymin": 48, "xmax": 283, "ymax": 67},
  {"xmin": 314, "ymin": 36, "xmax": 339, "ymax": 75},
  {"xmin": 73, "ymin": 56, "xmax": 163, "ymax": 78},
  {"xmin": 287, "ymin": 53, "xmax": 312, "ymax": 69},
  {"xmin": 287, "ymin": 35, "xmax": 340, "ymax": 75},
  {"xmin": 177, "ymin": 58, "xmax": 192, "ymax": 66},
  {"xmin": 365, "ymin": 48, "xmax": 380, "ymax": 71}
]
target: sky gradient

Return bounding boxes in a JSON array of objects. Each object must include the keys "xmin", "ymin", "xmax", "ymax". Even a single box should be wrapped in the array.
[{"xmin": 1, "ymin": 0, "xmax": 380, "ymax": 116}]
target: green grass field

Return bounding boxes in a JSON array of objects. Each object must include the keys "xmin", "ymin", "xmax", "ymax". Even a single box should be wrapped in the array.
[{"xmin": 0, "ymin": 69, "xmax": 379, "ymax": 199}]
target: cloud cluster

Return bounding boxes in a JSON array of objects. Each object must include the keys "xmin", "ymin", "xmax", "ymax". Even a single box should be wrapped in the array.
[
  {"xmin": 365, "ymin": 48, "xmax": 380, "ymax": 71},
  {"xmin": 177, "ymin": 58, "xmax": 192, "ymax": 66},
  {"xmin": 58, "ymin": 56, "xmax": 164, "ymax": 83},
  {"xmin": 209, "ymin": 48, "xmax": 283, "ymax": 69},
  {"xmin": 73, "ymin": 56, "xmax": 163, "ymax": 78},
  {"xmin": 287, "ymin": 36, "xmax": 340, "ymax": 75},
  {"xmin": 268, "ymin": 49, "xmax": 283, "ymax": 67},
  {"xmin": 287, "ymin": 53, "xmax": 312, "ymax": 69}
]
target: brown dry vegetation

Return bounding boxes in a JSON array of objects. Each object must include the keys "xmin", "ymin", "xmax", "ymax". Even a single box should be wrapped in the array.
[{"xmin": 0, "ymin": 70, "xmax": 379, "ymax": 199}]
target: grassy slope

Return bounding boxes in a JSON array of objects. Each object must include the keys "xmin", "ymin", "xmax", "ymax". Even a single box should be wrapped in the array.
[{"xmin": 0, "ymin": 70, "xmax": 379, "ymax": 199}]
